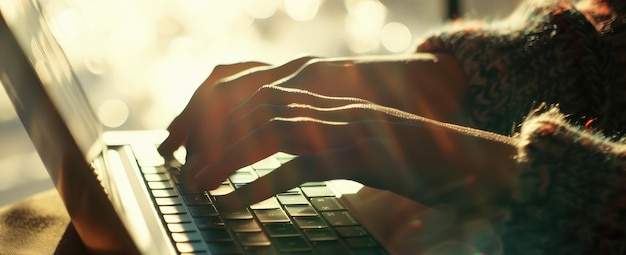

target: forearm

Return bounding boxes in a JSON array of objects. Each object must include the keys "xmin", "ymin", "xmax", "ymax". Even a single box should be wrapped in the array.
[
  {"xmin": 397, "ymin": 120, "xmax": 518, "ymax": 216},
  {"xmin": 280, "ymin": 53, "xmax": 467, "ymax": 124}
]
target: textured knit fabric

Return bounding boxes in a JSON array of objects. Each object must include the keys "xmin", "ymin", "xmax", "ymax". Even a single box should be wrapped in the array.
[{"xmin": 416, "ymin": 0, "xmax": 626, "ymax": 254}]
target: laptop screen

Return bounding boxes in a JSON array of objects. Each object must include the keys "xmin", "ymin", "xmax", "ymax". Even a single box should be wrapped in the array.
[{"xmin": 0, "ymin": 0, "xmax": 103, "ymax": 161}]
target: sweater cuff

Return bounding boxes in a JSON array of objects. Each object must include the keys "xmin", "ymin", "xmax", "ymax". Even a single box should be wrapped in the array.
[{"xmin": 504, "ymin": 107, "xmax": 626, "ymax": 254}]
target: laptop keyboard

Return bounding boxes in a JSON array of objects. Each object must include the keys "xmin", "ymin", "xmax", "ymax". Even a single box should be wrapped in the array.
[{"xmin": 133, "ymin": 145, "xmax": 387, "ymax": 255}]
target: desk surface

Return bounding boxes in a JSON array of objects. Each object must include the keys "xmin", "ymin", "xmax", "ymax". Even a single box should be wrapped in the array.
[{"xmin": 0, "ymin": 188, "xmax": 86, "ymax": 255}]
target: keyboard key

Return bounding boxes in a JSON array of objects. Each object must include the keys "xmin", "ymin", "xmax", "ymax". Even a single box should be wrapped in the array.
[
  {"xmin": 254, "ymin": 209, "xmax": 289, "ymax": 223},
  {"xmin": 277, "ymin": 194, "xmax": 309, "ymax": 205},
  {"xmin": 321, "ymin": 211, "xmax": 359, "ymax": 226},
  {"xmin": 352, "ymin": 249, "xmax": 387, "ymax": 255},
  {"xmin": 235, "ymin": 165, "xmax": 254, "ymax": 173},
  {"xmin": 151, "ymin": 189, "xmax": 177, "ymax": 198},
  {"xmin": 274, "ymin": 152, "xmax": 296, "ymax": 164},
  {"xmin": 236, "ymin": 232, "xmax": 271, "ymax": 246},
  {"xmin": 251, "ymin": 156, "xmax": 281, "ymax": 170},
  {"xmin": 285, "ymin": 205, "xmax": 317, "ymax": 217},
  {"xmin": 144, "ymin": 173, "xmax": 168, "ymax": 182},
  {"xmin": 230, "ymin": 172, "xmax": 258, "ymax": 184},
  {"xmin": 293, "ymin": 217, "xmax": 327, "ymax": 229},
  {"xmin": 201, "ymin": 229, "xmax": 233, "ymax": 242},
  {"xmin": 254, "ymin": 169, "xmax": 273, "ymax": 177},
  {"xmin": 175, "ymin": 241, "xmax": 206, "ymax": 253},
  {"xmin": 160, "ymin": 205, "xmax": 186, "ymax": 214},
  {"xmin": 132, "ymin": 143, "xmax": 165, "ymax": 166},
  {"xmin": 138, "ymin": 158, "xmax": 166, "ymax": 167},
  {"xmin": 168, "ymin": 223, "xmax": 196, "ymax": 233},
  {"xmin": 163, "ymin": 214, "xmax": 192, "ymax": 223},
  {"xmin": 301, "ymin": 186, "xmax": 335, "ymax": 197},
  {"xmin": 335, "ymin": 226, "xmax": 369, "ymax": 237},
  {"xmin": 177, "ymin": 184, "xmax": 195, "ymax": 194},
  {"xmin": 281, "ymin": 187, "xmax": 301, "ymax": 194},
  {"xmin": 183, "ymin": 193, "xmax": 212, "ymax": 205},
  {"xmin": 249, "ymin": 197, "xmax": 280, "ymax": 210},
  {"xmin": 155, "ymin": 197, "xmax": 183, "ymax": 206},
  {"xmin": 228, "ymin": 219, "xmax": 261, "ymax": 232},
  {"xmin": 196, "ymin": 217, "xmax": 224, "ymax": 229},
  {"xmin": 273, "ymin": 237, "xmax": 311, "ymax": 252},
  {"xmin": 170, "ymin": 171, "xmax": 181, "ymax": 184},
  {"xmin": 189, "ymin": 205, "xmax": 218, "ymax": 217},
  {"xmin": 303, "ymin": 228, "xmax": 337, "ymax": 241},
  {"xmin": 172, "ymin": 232, "xmax": 203, "ymax": 242},
  {"xmin": 243, "ymin": 246, "xmax": 276, "ymax": 255},
  {"xmin": 222, "ymin": 208, "xmax": 253, "ymax": 220},
  {"xmin": 141, "ymin": 166, "xmax": 167, "ymax": 174},
  {"xmin": 313, "ymin": 241, "xmax": 351, "ymax": 254},
  {"xmin": 300, "ymin": 182, "xmax": 327, "ymax": 187},
  {"xmin": 206, "ymin": 242, "xmax": 241, "ymax": 254},
  {"xmin": 209, "ymin": 184, "xmax": 234, "ymax": 196},
  {"xmin": 344, "ymin": 237, "xmax": 379, "ymax": 249},
  {"xmin": 149, "ymin": 181, "xmax": 173, "ymax": 190},
  {"xmin": 310, "ymin": 197, "xmax": 345, "ymax": 211},
  {"xmin": 264, "ymin": 223, "xmax": 300, "ymax": 237}
]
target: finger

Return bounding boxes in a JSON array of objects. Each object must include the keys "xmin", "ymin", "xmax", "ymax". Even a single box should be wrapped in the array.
[
  {"xmin": 222, "ymin": 85, "xmax": 374, "ymax": 125},
  {"xmin": 184, "ymin": 103, "xmax": 403, "ymax": 181},
  {"xmin": 160, "ymin": 56, "xmax": 315, "ymax": 156},
  {"xmin": 159, "ymin": 61, "xmax": 268, "ymax": 156},
  {"xmin": 181, "ymin": 103, "xmax": 351, "ymax": 182},
  {"xmin": 182, "ymin": 85, "xmax": 374, "ymax": 176},
  {"xmin": 215, "ymin": 154, "xmax": 332, "ymax": 210},
  {"xmin": 191, "ymin": 112, "xmax": 422, "ymax": 191},
  {"xmin": 216, "ymin": 139, "xmax": 398, "ymax": 210},
  {"xmin": 179, "ymin": 57, "xmax": 316, "ymax": 157},
  {"xmin": 192, "ymin": 117, "xmax": 363, "ymax": 190}
]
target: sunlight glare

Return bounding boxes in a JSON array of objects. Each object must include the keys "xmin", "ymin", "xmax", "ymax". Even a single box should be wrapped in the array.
[
  {"xmin": 98, "ymin": 98, "xmax": 129, "ymax": 128},
  {"xmin": 244, "ymin": 0, "xmax": 279, "ymax": 19},
  {"xmin": 48, "ymin": 9, "xmax": 81, "ymax": 45},
  {"xmin": 344, "ymin": 0, "xmax": 387, "ymax": 53},
  {"xmin": 381, "ymin": 22, "xmax": 412, "ymax": 53},
  {"xmin": 284, "ymin": 0, "xmax": 320, "ymax": 21}
]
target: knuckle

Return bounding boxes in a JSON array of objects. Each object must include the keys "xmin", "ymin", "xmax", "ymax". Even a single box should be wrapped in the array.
[
  {"xmin": 288, "ymin": 56, "xmax": 317, "ymax": 68},
  {"xmin": 267, "ymin": 117, "xmax": 293, "ymax": 130},
  {"xmin": 213, "ymin": 63, "xmax": 231, "ymax": 72},
  {"xmin": 292, "ymin": 59, "xmax": 328, "ymax": 84},
  {"xmin": 214, "ymin": 61, "xmax": 263, "ymax": 71},
  {"xmin": 253, "ymin": 85, "xmax": 283, "ymax": 101},
  {"xmin": 300, "ymin": 59, "xmax": 324, "ymax": 74}
]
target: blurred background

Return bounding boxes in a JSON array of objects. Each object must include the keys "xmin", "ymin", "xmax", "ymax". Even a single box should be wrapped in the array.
[{"xmin": 0, "ymin": 0, "xmax": 515, "ymax": 206}]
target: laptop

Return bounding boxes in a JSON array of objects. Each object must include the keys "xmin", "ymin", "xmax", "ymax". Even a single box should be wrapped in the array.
[{"xmin": 0, "ymin": 0, "xmax": 451, "ymax": 254}]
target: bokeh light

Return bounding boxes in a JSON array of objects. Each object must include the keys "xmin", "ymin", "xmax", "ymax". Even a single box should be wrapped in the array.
[
  {"xmin": 284, "ymin": 0, "xmax": 320, "ymax": 21},
  {"xmin": 97, "ymin": 98, "xmax": 129, "ymax": 128},
  {"xmin": 381, "ymin": 22, "xmax": 412, "ymax": 53},
  {"xmin": 344, "ymin": 0, "xmax": 387, "ymax": 53},
  {"xmin": 244, "ymin": 0, "xmax": 279, "ymax": 19}
]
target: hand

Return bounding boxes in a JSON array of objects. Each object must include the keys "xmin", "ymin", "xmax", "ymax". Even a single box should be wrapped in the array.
[
  {"xmin": 159, "ymin": 54, "xmax": 464, "ymax": 165},
  {"xmin": 194, "ymin": 87, "xmax": 516, "ymax": 211},
  {"xmin": 159, "ymin": 53, "xmax": 514, "ymax": 212},
  {"xmin": 158, "ymin": 56, "xmax": 314, "ymax": 159},
  {"xmin": 159, "ymin": 53, "xmax": 467, "ymax": 160}
]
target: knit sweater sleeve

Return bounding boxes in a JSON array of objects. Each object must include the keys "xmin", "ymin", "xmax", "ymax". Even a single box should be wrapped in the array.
[
  {"xmin": 503, "ymin": 108, "xmax": 626, "ymax": 255},
  {"xmin": 414, "ymin": 1, "xmax": 626, "ymax": 254},
  {"xmin": 416, "ymin": 0, "xmax": 612, "ymax": 137}
]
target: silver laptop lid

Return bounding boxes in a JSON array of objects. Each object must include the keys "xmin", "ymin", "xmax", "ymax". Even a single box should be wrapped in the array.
[
  {"xmin": 0, "ymin": 0, "xmax": 103, "ymax": 161},
  {"xmin": 0, "ymin": 0, "xmax": 140, "ymax": 253}
]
